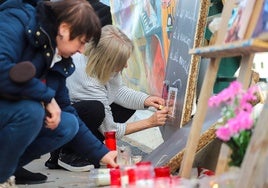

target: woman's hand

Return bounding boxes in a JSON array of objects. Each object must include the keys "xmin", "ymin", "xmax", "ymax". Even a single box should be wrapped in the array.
[
  {"xmin": 144, "ymin": 96, "xmax": 165, "ymax": 109},
  {"xmin": 100, "ymin": 150, "xmax": 118, "ymax": 168},
  {"xmin": 148, "ymin": 107, "xmax": 169, "ymax": 126},
  {"xmin": 44, "ymin": 98, "xmax": 61, "ymax": 130}
]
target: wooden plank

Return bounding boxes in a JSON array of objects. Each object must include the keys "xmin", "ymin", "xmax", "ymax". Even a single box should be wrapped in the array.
[
  {"xmin": 215, "ymin": 143, "xmax": 231, "ymax": 175},
  {"xmin": 179, "ymin": 57, "xmax": 221, "ymax": 178},
  {"xmin": 237, "ymin": 55, "xmax": 255, "ymax": 89},
  {"xmin": 189, "ymin": 39, "xmax": 268, "ymax": 58}
]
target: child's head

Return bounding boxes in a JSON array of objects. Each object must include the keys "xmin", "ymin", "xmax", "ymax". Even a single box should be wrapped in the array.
[
  {"xmin": 85, "ymin": 25, "xmax": 134, "ymax": 84},
  {"xmin": 45, "ymin": 0, "xmax": 101, "ymax": 57}
]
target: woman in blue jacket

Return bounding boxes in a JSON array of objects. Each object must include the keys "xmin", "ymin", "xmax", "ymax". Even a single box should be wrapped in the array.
[{"xmin": 0, "ymin": 0, "xmax": 117, "ymax": 186}]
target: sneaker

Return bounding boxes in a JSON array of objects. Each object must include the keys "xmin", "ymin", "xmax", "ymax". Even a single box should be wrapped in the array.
[
  {"xmin": 14, "ymin": 167, "xmax": 47, "ymax": 185},
  {"xmin": 0, "ymin": 176, "xmax": 17, "ymax": 188},
  {"xmin": 45, "ymin": 149, "xmax": 62, "ymax": 169},
  {"xmin": 45, "ymin": 157, "xmax": 62, "ymax": 169},
  {"xmin": 58, "ymin": 152, "xmax": 94, "ymax": 172}
]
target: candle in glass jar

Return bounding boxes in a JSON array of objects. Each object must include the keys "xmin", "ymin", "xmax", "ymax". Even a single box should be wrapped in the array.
[
  {"xmin": 104, "ymin": 130, "xmax": 117, "ymax": 151},
  {"xmin": 104, "ymin": 130, "xmax": 117, "ymax": 168}
]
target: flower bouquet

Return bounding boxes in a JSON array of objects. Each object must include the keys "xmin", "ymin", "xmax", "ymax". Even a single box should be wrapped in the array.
[{"xmin": 208, "ymin": 81, "xmax": 258, "ymax": 167}]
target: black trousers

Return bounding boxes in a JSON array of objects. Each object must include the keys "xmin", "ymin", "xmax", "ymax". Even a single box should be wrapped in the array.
[
  {"xmin": 49, "ymin": 101, "xmax": 136, "ymax": 162},
  {"xmin": 72, "ymin": 100, "xmax": 136, "ymax": 141}
]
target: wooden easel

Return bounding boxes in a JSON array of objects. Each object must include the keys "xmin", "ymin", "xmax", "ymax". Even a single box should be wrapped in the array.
[{"xmin": 179, "ymin": 1, "xmax": 268, "ymax": 186}]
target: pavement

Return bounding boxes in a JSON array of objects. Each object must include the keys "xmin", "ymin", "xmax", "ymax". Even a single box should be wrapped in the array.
[{"xmin": 17, "ymin": 109, "xmax": 164, "ymax": 188}]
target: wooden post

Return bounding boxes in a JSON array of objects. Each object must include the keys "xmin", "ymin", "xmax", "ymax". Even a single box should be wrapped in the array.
[
  {"xmin": 179, "ymin": 58, "xmax": 221, "ymax": 178},
  {"xmin": 215, "ymin": 143, "xmax": 231, "ymax": 175},
  {"xmin": 237, "ymin": 54, "xmax": 255, "ymax": 89}
]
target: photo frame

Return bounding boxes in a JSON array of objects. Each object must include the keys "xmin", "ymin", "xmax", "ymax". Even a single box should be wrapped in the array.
[{"xmin": 166, "ymin": 87, "xmax": 178, "ymax": 118}]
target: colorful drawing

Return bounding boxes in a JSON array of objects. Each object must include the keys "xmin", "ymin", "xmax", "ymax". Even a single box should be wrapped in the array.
[
  {"xmin": 110, "ymin": 0, "xmax": 170, "ymax": 96},
  {"xmin": 161, "ymin": 0, "xmax": 176, "ymax": 60}
]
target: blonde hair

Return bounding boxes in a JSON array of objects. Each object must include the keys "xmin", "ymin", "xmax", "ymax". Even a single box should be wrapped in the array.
[{"xmin": 85, "ymin": 25, "xmax": 134, "ymax": 84}]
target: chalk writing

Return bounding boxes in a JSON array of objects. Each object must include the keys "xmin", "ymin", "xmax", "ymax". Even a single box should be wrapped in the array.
[
  {"xmin": 179, "ymin": 33, "xmax": 192, "ymax": 48},
  {"xmin": 179, "ymin": 56, "xmax": 189, "ymax": 73}
]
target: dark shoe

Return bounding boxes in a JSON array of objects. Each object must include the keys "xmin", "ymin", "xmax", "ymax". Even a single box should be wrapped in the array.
[
  {"xmin": 45, "ymin": 149, "xmax": 62, "ymax": 169},
  {"xmin": 45, "ymin": 157, "xmax": 62, "ymax": 169},
  {"xmin": 58, "ymin": 152, "xmax": 94, "ymax": 172},
  {"xmin": 14, "ymin": 167, "xmax": 47, "ymax": 185}
]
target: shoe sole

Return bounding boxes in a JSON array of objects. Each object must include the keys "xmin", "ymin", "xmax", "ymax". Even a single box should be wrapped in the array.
[
  {"xmin": 58, "ymin": 160, "xmax": 94, "ymax": 172},
  {"xmin": 15, "ymin": 179, "xmax": 47, "ymax": 185}
]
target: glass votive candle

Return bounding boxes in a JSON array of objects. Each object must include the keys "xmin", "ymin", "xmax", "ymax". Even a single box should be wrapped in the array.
[
  {"xmin": 154, "ymin": 166, "xmax": 170, "ymax": 178},
  {"xmin": 135, "ymin": 161, "xmax": 154, "ymax": 187},
  {"xmin": 104, "ymin": 130, "xmax": 117, "ymax": 168},
  {"xmin": 104, "ymin": 130, "xmax": 117, "ymax": 151},
  {"xmin": 110, "ymin": 167, "xmax": 121, "ymax": 187}
]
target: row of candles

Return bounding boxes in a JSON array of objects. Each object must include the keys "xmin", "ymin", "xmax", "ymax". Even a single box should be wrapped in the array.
[
  {"xmin": 89, "ymin": 161, "xmax": 182, "ymax": 187},
  {"xmin": 89, "ymin": 130, "xmax": 182, "ymax": 187}
]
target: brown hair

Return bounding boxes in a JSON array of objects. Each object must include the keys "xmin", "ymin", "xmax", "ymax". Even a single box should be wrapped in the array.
[
  {"xmin": 85, "ymin": 25, "xmax": 134, "ymax": 84},
  {"xmin": 44, "ymin": 0, "xmax": 101, "ymax": 45}
]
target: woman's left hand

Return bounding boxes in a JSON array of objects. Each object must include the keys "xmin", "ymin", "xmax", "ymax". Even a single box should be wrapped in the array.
[{"xmin": 144, "ymin": 96, "xmax": 165, "ymax": 109}]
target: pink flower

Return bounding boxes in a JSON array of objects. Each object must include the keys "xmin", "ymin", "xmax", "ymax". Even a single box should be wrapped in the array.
[
  {"xmin": 235, "ymin": 111, "xmax": 254, "ymax": 130},
  {"xmin": 208, "ymin": 95, "xmax": 221, "ymax": 107},
  {"xmin": 208, "ymin": 81, "xmax": 242, "ymax": 107},
  {"xmin": 210, "ymin": 80, "xmax": 256, "ymax": 142},
  {"xmin": 211, "ymin": 81, "xmax": 257, "ymax": 167},
  {"xmin": 240, "ymin": 86, "xmax": 257, "ymax": 106},
  {"xmin": 216, "ymin": 126, "xmax": 232, "ymax": 141},
  {"xmin": 227, "ymin": 118, "xmax": 241, "ymax": 135},
  {"xmin": 228, "ymin": 81, "xmax": 242, "ymax": 94}
]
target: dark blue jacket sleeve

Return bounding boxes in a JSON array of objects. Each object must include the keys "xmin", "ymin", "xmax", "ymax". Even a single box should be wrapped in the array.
[{"xmin": 0, "ymin": 1, "xmax": 55, "ymax": 103}]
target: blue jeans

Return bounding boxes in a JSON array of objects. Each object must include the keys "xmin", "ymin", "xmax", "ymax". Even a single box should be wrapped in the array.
[{"xmin": 0, "ymin": 99, "xmax": 78, "ymax": 183}]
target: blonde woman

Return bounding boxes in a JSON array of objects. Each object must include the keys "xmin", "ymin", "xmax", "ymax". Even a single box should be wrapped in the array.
[{"xmin": 67, "ymin": 25, "xmax": 169, "ymax": 142}]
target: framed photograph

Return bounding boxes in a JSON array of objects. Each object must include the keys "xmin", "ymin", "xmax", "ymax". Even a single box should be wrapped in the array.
[{"xmin": 166, "ymin": 87, "xmax": 178, "ymax": 118}]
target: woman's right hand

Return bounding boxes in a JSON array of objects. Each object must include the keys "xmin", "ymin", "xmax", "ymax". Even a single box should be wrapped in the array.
[
  {"xmin": 44, "ymin": 98, "xmax": 61, "ymax": 130},
  {"xmin": 149, "ymin": 107, "xmax": 169, "ymax": 126},
  {"xmin": 100, "ymin": 150, "xmax": 118, "ymax": 168}
]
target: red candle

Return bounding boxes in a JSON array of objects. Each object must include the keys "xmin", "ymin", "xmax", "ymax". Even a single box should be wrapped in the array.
[
  {"xmin": 104, "ymin": 131, "xmax": 117, "ymax": 168},
  {"xmin": 110, "ymin": 168, "xmax": 121, "ymax": 186},
  {"xmin": 154, "ymin": 166, "xmax": 170, "ymax": 178},
  {"xmin": 104, "ymin": 131, "xmax": 117, "ymax": 151}
]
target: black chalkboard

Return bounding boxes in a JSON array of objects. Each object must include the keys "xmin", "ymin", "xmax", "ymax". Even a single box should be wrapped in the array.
[{"xmin": 160, "ymin": 0, "xmax": 209, "ymax": 140}]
